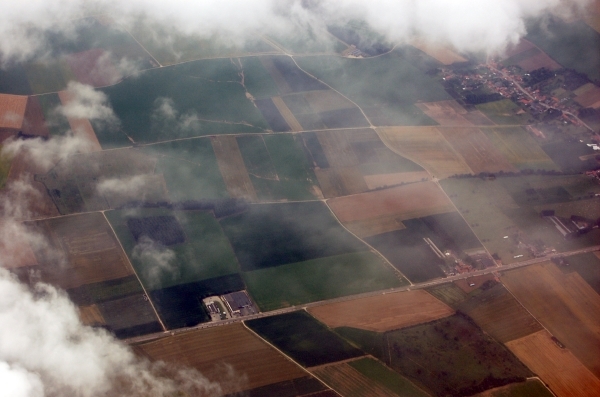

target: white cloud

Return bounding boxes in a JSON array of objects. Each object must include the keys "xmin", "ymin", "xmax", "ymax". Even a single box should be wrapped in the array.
[
  {"xmin": 59, "ymin": 82, "xmax": 118, "ymax": 125},
  {"xmin": 132, "ymin": 236, "xmax": 178, "ymax": 289}
]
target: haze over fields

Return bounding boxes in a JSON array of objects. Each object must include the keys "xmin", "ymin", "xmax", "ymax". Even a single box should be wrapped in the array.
[{"xmin": 1, "ymin": 1, "xmax": 600, "ymax": 396}]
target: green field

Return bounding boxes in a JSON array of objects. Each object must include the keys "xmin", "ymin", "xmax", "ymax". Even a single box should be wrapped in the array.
[
  {"xmin": 348, "ymin": 358, "xmax": 430, "ymax": 397},
  {"xmin": 481, "ymin": 127, "xmax": 558, "ymax": 171},
  {"xmin": 426, "ymin": 283, "xmax": 468, "ymax": 308},
  {"xmin": 24, "ymin": 59, "xmax": 74, "ymax": 94},
  {"xmin": 263, "ymin": 134, "xmax": 321, "ymax": 200},
  {"xmin": 476, "ymin": 100, "xmax": 531, "ymax": 125},
  {"xmin": 106, "ymin": 209, "xmax": 239, "ymax": 290},
  {"xmin": 246, "ymin": 311, "xmax": 364, "ymax": 367},
  {"xmin": 296, "ymin": 51, "xmax": 448, "ymax": 126},
  {"xmin": 129, "ymin": 19, "xmax": 278, "ymax": 65},
  {"xmin": 243, "ymin": 252, "xmax": 404, "ymax": 311},
  {"xmin": 241, "ymin": 57, "xmax": 281, "ymax": 99},
  {"xmin": 220, "ymin": 201, "xmax": 370, "ymax": 271},
  {"xmin": 142, "ymin": 139, "xmax": 229, "ymax": 201},
  {"xmin": 97, "ymin": 58, "xmax": 269, "ymax": 147}
]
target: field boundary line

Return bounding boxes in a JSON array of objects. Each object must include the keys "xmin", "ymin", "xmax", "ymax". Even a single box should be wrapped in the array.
[
  {"xmin": 240, "ymin": 322, "xmax": 336, "ymax": 394},
  {"xmin": 100, "ymin": 211, "xmax": 167, "ymax": 332},
  {"xmin": 323, "ymin": 199, "xmax": 411, "ymax": 285}
]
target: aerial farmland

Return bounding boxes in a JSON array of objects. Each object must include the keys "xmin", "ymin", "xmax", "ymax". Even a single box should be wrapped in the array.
[{"xmin": 1, "ymin": 2, "xmax": 600, "ymax": 396}]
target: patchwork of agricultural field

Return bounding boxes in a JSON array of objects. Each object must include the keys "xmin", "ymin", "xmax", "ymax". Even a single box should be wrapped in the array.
[{"xmin": 3, "ymin": 12, "xmax": 600, "ymax": 397}]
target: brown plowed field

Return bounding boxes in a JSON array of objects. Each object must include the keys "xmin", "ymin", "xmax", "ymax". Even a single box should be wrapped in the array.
[
  {"xmin": 575, "ymin": 85, "xmax": 600, "ymax": 108},
  {"xmin": 437, "ymin": 127, "xmax": 516, "ymax": 174},
  {"xmin": 303, "ymin": 90, "xmax": 355, "ymax": 113},
  {"xmin": 416, "ymin": 100, "xmax": 473, "ymax": 126},
  {"xmin": 345, "ymin": 216, "xmax": 405, "ymax": 238},
  {"xmin": 211, "ymin": 135, "xmax": 257, "ymax": 201},
  {"xmin": 135, "ymin": 323, "xmax": 306, "ymax": 395},
  {"xmin": 506, "ymin": 330, "xmax": 600, "ymax": 397},
  {"xmin": 312, "ymin": 363, "xmax": 399, "ymax": 397},
  {"xmin": 78, "ymin": 304, "xmax": 106, "ymax": 326},
  {"xmin": 22, "ymin": 96, "xmax": 50, "ymax": 137},
  {"xmin": 57, "ymin": 90, "xmax": 102, "ymax": 151},
  {"xmin": 502, "ymin": 262, "xmax": 600, "ymax": 377},
  {"xmin": 458, "ymin": 284, "xmax": 543, "ymax": 343},
  {"xmin": 377, "ymin": 127, "xmax": 472, "ymax": 178},
  {"xmin": 328, "ymin": 182, "xmax": 454, "ymax": 223},
  {"xmin": 308, "ymin": 290, "xmax": 454, "ymax": 332},
  {"xmin": 363, "ymin": 171, "xmax": 429, "ymax": 190},
  {"xmin": 315, "ymin": 166, "xmax": 368, "ymax": 198},
  {"xmin": 0, "ymin": 94, "xmax": 27, "ymax": 129},
  {"xmin": 503, "ymin": 39, "xmax": 536, "ymax": 58},
  {"xmin": 272, "ymin": 96, "xmax": 302, "ymax": 131},
  {"xmin": 30, "ymin": 212, "xmax": 133, "ymax": 289}
]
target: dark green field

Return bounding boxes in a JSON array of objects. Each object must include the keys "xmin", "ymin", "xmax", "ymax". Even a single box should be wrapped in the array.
[
  {"xmin": 340, "ymin": 314, "xmax": 532, "ymax": 396},
  {"xmin": 526, "ymin": 18, "xmax": 600, "ymax": 81},
  {"xmin": 296, "ymin": 50, "xmax": 449, "ymax": 126},
  {"xmin": 246, "ymin": 311, "xmax": 364, "ymax": 367},
  {"xmin": 241, "ymin": 57, "xmax": 281, "ymax": 99},
  {"xmin": 97, "ymin": 58, "xmax": 269, "ymax": 147},
  {"xmin": 476, "ymin": 100, "xmax": 531, "ymax": 125},
  {"xmin": 243, "ymin": 252, "xmax": 404, "ymax": 311},
  {"xmin": 106, "ymin": 209, "xmax": 239, "ymax": 290},
  {"xmin": 142, "ymin": 139, "xmax": 229, "ymax": 201},
  {"xmin": 348, "ymin": 358, "xmax": 429, "ymax": 397},
  {"xmin": 220, "ymin": 201, "xmax": 369, "ymax": 271}
]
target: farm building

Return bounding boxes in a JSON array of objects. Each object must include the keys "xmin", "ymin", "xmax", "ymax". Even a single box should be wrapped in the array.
[
  {"xmin": 0, "ymin": 94, "xmax": 49, "ymax": 142},
  {"xmin": 222, "ymin": 291, "xmax": 258, "ymax": 317}
]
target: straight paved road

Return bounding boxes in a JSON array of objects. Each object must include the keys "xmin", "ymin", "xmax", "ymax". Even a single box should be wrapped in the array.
[{"xmin": 125, "ymin": 244, "xmax": 600, "ymax": 345}]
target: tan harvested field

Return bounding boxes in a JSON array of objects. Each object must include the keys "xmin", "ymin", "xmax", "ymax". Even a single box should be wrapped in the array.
[
  {"xmin": 437, "ymin": 127, "xmax": 517, "ymax": 174},
  {"xmin": 363, "ymin": 171, "xmax": 430, "ymax": 190},
  {"xmin": 502, "ymin": 262, "xmax": 600, "ymax": 377},
  {"xmin": 454, "ymin": 274, "xmax": 496, "ymax": 293},
  {"xmin": 517, "ymin": 51, "xmax": 561, "ymax": 71},
  {"xmin": 328, "ymin": 181, "xmax": 454, "ymax": 223},
  {"xmin": 574, "ymin": 82, "xmax": 596, "ymax": 96},
  {"xmin": 315, "ymin": 166, "xmax": 368, "ymax": 198},
  {"xmin": 458, "ymin": 284, "xmax": 543, "ymax": 343},
  {"xmin": 575, "ymin": 85, "xmax": 600, "ymax": 108},
  {"xmin": 308, "ymin": 290, "xmax": 454, "ymax": 332},
  {"xmin": 506, "ymin": 330, "xmax": 600, "ymax": 397},
  {"xmin": 312, "ymin": 363, "xmax": 399, "ymax": 397},
  {"xmin": 303, "ymin": 89, "xmax": 355, "ymax": 113},
  {"xmin": 377, "ymin": 126, "xmax": 472, "ymax": 178},
  {"xmin": 0, "ymin": 93, "xmax": 28, "ymax": 129},
  {"xmin": 31, "ymin": 212, "xmax": 133, "ymax": 289},
  {"xmin": 211, "ymin": 135, "xmax": 257, "ymax": 201},
  {"xmin": 272, "ymin": 96, "xmax": 302, "ymax": 131},
  {"xmin": 410, "ymin": 40, "xmax": 467, "ymax": 65},
  {"xmin": 462, "ymin": 110, "xmax": 496, "ymax": 126},
  {"xmin": 345, "ymin": 216, "xmax": 405, "ymax": 238},
  {"xmin": 416, "ymin": 100, "xmax": 473, "ymax": 126},
  {"xmin": 58, "ymin": 90, "xmax": 102, "ymax": 151},
  {"xmin": 78, "ymin": 304, "xmax": 106, "ymax": 326},
  {"xmin": 135, "ymin": 323, "xmax": 306, "ymax": 394},
  {"xmin": 260, "ymin": 57, "xmax": 292, "ymax": 94}
]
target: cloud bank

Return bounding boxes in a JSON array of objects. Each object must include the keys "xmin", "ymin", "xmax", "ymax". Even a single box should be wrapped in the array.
[{"xmin": 0, "ymin": 0, "xmax": 591, "ymax": 64}]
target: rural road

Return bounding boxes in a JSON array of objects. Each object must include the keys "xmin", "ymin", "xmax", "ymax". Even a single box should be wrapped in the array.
[{"xmin": 124, "ymin": 244, "xmax": 600, "ymax": 345}]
